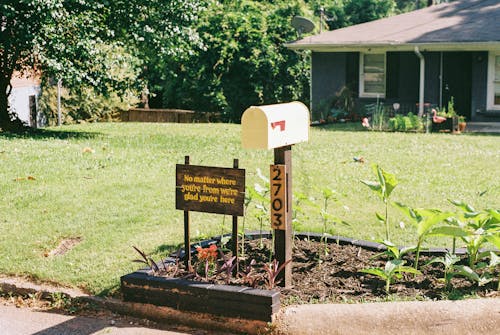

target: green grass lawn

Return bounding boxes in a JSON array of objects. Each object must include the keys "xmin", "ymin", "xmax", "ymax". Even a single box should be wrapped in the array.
[{"xmin": 1, "ymin": 122, "xmax": 499, "ymax": 294}]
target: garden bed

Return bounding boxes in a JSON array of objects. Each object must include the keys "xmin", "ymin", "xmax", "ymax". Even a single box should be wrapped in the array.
[{"xmin": 121, "ymin": 232, "xmax": 498, "ymax": 321}]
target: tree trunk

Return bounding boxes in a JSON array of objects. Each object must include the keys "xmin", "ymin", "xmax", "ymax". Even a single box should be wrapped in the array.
[
  {"xmin": 0, "ymin": 77, "xmax": 26, "ymax": 132},
  {"xmin": 0, "ymin": 78, "xmax": 11, "ymax": 128}
]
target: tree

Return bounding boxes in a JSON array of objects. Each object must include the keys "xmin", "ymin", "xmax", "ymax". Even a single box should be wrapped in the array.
[
  {"xmin": 320, "ymin": 0, "xmax": 396, "ymax": 30},
  {"xmin": 160, "ymin": 0, "xmax": 311, "ymax": 122},
  {"xmin": 0, "ymin": 0, "xmax": 204, "ymax": 131}
]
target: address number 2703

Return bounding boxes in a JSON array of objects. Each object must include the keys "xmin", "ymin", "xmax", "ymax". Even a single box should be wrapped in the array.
[{"xmin": 270, "ymin": 164, "xmax": 287, "ymax": 230}]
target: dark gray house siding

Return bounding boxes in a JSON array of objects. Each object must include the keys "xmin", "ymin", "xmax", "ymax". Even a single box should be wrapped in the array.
[
  {"xmin": 310, "ymin": 50, "xmax": 490, "ymax": 121},
  {"xmin": 311, "ymin": 52, "xmax": 346, "ymax": 117},
  {"xmin": 471, "ymin": 52, "xmax": 488, "ymax": 120}
]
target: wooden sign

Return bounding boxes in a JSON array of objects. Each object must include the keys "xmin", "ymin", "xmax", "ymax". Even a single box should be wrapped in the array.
[
  {"xmin": 270, "ymin": 164, "xmax": 287, "ymax": 230},
  {"xmin": 176, "ymin": 164, "xmax": 245, "ymax": 216}
]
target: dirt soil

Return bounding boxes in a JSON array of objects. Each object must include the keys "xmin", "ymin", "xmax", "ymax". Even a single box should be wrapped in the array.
[
  {"xmin": 188, "ymin": 237, "xmax": 499, "ymax": 304},
  {"xmin": 278, "ymin": 238, "xmax": 498, "ymax": 304}
]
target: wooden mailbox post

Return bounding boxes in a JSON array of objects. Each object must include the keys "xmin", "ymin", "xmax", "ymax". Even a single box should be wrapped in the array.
[{"xmin": 241, "ymin": 101, "xmax": 309, "ymax": 287}]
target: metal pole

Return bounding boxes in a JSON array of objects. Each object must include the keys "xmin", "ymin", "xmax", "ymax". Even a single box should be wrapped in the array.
[
  {"xmin": 57, "ymin": 79, "xmax": 62, "ymax": 126},
  {"xmin": 232, "ymin": 158, "xmax": 239, "ymax": 275},
  {"xmin": 184, "ymin": 155, "xmax": 191, "ymax": 270}
]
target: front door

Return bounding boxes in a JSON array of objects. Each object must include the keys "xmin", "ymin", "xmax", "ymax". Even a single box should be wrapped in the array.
[{"xmin": 442, "ymin": 52, "xmax": 472, "ymax": 119}]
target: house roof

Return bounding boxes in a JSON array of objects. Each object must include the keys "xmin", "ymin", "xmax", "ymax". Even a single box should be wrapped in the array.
[
  {"xmin": 10, "ymin": 71, "xmax": 40, "ymax": 89},
  {"xmin": 286, "ymin": 0, "xmax": 500, "ymax": 52}
]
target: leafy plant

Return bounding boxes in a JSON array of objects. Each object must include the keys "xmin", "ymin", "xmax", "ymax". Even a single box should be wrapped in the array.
[
  {"xmin": 360, "ymin": 259, "xmax": 421, "ymax": 294},
  {"xmin": 291, "ymin": 192, "xmax": 312, "ymax": 233},
  {"xmin": 487, "ymin": 235, "xmax": 500, "ymax": 290},
  {"xmin": 263, "ymin": 259, "xmax": 292, "ymax": 289},
  {"xmin": 426, "ymin": 252, "xmax": 461, "ymax": 289},
  {"xmin": 453, "ymin": 264, "xmax": 494, "ymax": 287},
  {"xmin": 449, "ymin": 201, "xmax": 500, "ymax": 269},
  {"xmin": 366, "ymin": 99, "xmax": 386, "ymax": 131},
  {"xmin": 394, "ymin": 204, "xmax": 453, "ymax": 270},
  {"xmin": 318, "ymin": 188, "xmax": 348, "ymax": 253},
  {"xmin": 361, "ymin": 164, "xmax": 398, "ymax": 241},
  {"xmin": 248, "ymin": 169, "xmax": 270, "ymax": 248},
  {"xmin": 373, "ymin": 240, "xmax": 416, "ymax": 262},
  {"xmin": 446, "ymin": 96, "xmax": 457, "ymax": 117}
]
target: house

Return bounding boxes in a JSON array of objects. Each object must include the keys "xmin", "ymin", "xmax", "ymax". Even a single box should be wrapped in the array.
[
  {"xmin": 8, "ymin": 71, "xmax": 43, "ymax": 127},
  {"xmin": 286, "ymin": 0, "xmax": 500, "ymax": 122}
]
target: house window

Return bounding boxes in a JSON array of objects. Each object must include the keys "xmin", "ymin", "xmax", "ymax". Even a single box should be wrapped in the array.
[
  {"xmin": 360, "ymin": 53, "xmax": 386, "ymax": 98},
  {"xmin": 487, "ymin": 53, "xmax": 500, "ymax": 110}
]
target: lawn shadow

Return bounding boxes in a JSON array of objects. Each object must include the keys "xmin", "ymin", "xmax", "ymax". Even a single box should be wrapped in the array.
[
  {"xmin": 464, "ymin": 132, "xmax": 500, "ymax": 137},
  {"xmin": 311, "ymin": 122, "xmax": 364, "ymax": 132},
  {"xmin": 0, "ymin": 128, "xmax": 101, "ymax": 140}
]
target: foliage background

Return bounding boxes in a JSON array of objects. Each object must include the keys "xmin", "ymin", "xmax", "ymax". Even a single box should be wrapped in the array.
[{"xmin": 1, "ymin": 0, "xmax": 426, "ymax": 126}]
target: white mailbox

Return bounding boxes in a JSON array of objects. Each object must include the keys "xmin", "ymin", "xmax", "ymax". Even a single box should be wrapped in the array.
[{"xmin": 241, "ymin": 101, "xmax": 309, "ymax": 150}]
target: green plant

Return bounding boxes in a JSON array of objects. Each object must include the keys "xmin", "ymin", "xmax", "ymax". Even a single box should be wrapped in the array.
[
  {"xmin": 291, "ymin": 192, "xmax": 311, "ymax": 233},
  {"xmin": 49, "ymin": 292, "xmax": 73, "ymax": 310},
  {"xmin": 248, "ymin": 169, "xmax": 270, "ymax": 248},
  {"xmin": 373, "ymin": 240, "xmax": 416, "ymax": 262},
  {"xmin": 394, "ymin": 204, "xmax": 453, "ymax": 270},
  {"xmin": 360, "ymin": 259, "xmax": 421, "ymax": 294},
  {"xmin": 446, "ymin": 97, "xmax": 457, "ymax": 118},
  {"xmin": 449, "ymin": 201, "xmax": 500, "ymax": 269},
  {"xmin": 487, "ymin": 235, "xmax": 500, "ymax": 290},
  {"xmin": 318, "ymin": 188, "xmax": 348, "ymax": 253},
  {"xmin": 361, "ymin": 164, "xmax": 398, "ymax": 241},
  {"xmin": 426, "ymin": 252, "xmax": 461, "ymax": 289},
  {"xmin": 388, "ymin": 113, "xmax": 423, "ymax": 132},
  {"xmin": 366, "ymin": 98, "xmax": 386, "ymax": 131}
]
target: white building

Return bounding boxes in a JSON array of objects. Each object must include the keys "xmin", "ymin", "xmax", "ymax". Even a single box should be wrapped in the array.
[{"xmin": 8, "ymin": 72, "xmax": 44, "ymax": 127}]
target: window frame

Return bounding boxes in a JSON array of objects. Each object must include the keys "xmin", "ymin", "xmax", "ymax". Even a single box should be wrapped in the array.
[
  {"xmin": 487, "ymin": 52, "xmax": 500, "ymax": 110},
  {"xmin": 359, "ymin": 52, "xmax": 386, "ymax": 98}
]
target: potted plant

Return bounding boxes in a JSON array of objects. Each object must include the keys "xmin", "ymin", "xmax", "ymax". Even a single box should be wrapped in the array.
[
  {"xmin": 431, "ymin": 97, "xmax": 459, "ymax": 133},
  {"xmin": 458, "ymin": 115, "xmax": 466, "ymax": 132}
]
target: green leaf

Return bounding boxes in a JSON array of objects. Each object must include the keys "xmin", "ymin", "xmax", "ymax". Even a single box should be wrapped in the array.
[
  {"xmin": 396, "ymin": 266, "xmax": 422, "ymax": 276},
  {"xmin": 385, "ymin": 259, "xmax": 405, "ymax": 273},
  {"xmin": 381, "ymin": 168, "xmax": 397, "ymax": 198},
  {"xmin": 360, "ymin": 268, "xmax": 387, "ymax": 280},
  {"xmin": 487, "ymin": 234, "xmax": 500, "ymax": 250},
  {"xmin": 488, "ymin": 252, "xmax": 500, "ymax": 268},
  {"xmin": 455, "ymin": 265, "xmax": 480, "ymax": 282},
  {"xmin": 415, "ymin": 212, "xmax": 452, "ymax": 237},
  {"xmin": 360, "ymin": 180, "xmax": 381, "ymax": 194},
  {"xmin": 449, "ymin": 199, "xmax": 475, "ymax": 213},
  {"xmin": 393, "ymin": 202, "xmax": 417, "ymax": 221},
  {"xmin": 375, "ymin": 212, "xmax": 385, "ymax": 222},
  {"xmin": 428, "ymin": 226, "xmax": 468, "ymax": 238},
  {"xmin": 487, "ymin": 209, "xmax": 500, "ymax": 223}
]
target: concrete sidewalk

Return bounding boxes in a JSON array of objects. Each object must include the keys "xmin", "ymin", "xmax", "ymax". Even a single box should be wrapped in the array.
[
  {"xmin": 275, "ymin": 298, "xmax": 500, "ymax": 335},
  {"xmin": 0, "ymin": 304, "xmax": 192, "ymax": 335}
]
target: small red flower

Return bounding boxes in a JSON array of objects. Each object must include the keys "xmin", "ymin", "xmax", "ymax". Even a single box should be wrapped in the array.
[{"xmin": 196, "ymin": 244, "xmax": 218, "ymax": 261}]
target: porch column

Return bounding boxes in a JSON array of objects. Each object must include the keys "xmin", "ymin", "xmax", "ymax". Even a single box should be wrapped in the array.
[{"xmin": 414, "ymin": 47, "xmax": 425, "ymax": 117}]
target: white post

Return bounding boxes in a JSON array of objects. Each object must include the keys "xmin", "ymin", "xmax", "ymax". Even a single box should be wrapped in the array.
[{"xmin": 414, "ymin": 47, "xmax": 425, "ymax": 117}]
